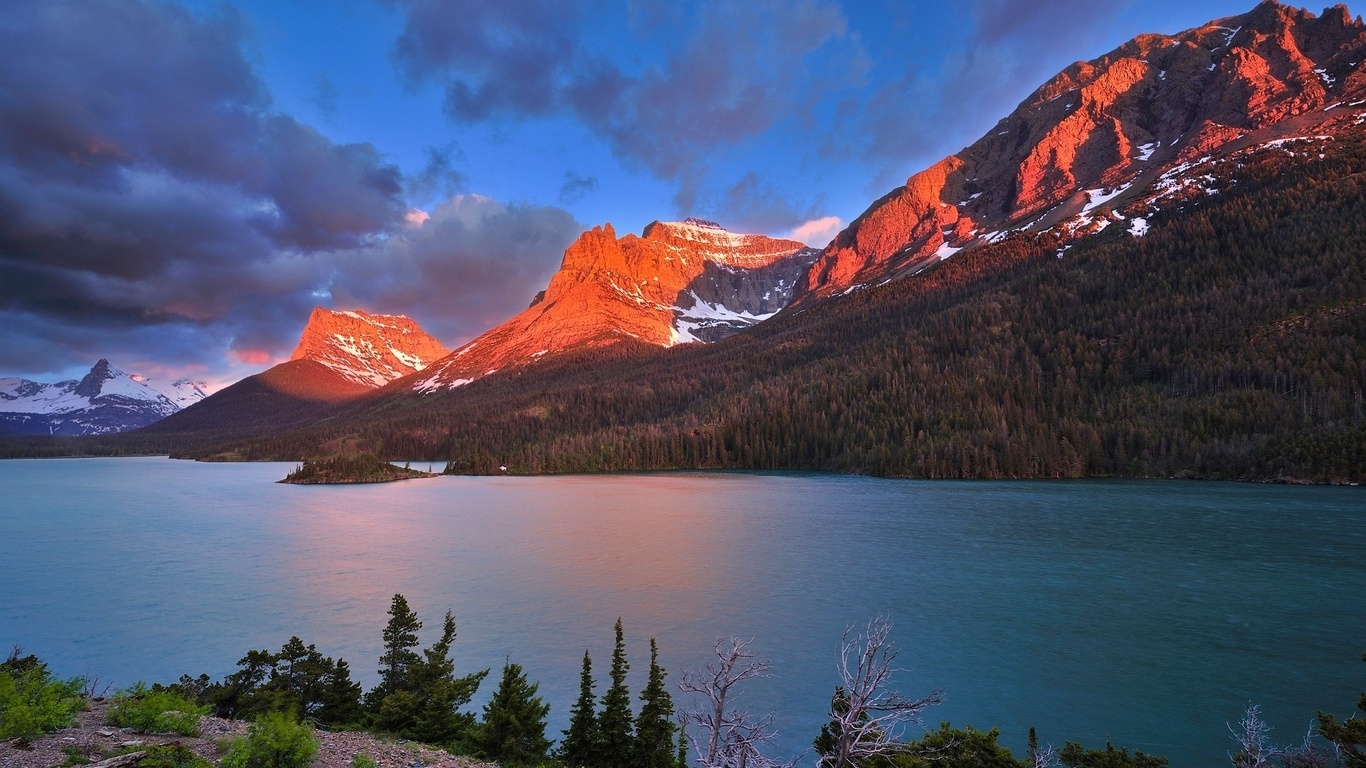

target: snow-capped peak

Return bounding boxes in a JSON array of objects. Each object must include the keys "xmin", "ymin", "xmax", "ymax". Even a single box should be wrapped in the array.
[{"xmin": 0, "ymin": 359, "xmax": 202, "ymax": 435}]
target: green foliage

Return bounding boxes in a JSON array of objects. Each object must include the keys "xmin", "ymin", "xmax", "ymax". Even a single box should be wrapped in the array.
[
  {"xmin": 634, "ymin": 638, "xmax": 681, "ymax": 768},
  {"xmin": 367, "ymin": 599, "xmax": 487, "ymax": 745},
  {"xmin": 893, "ymin": 723, "xmax": 1019, "ymax": 768},
  {"xmin": 813, "ymin": 686, "xmax": 856, "ymax": 764},
  {"xmin": 106, "ymin": 682, "xmax": 208, "ymax": 736},
  {"xmin": 469, "ymin": 660, "xmax": 552, "ymax": 767},
  {"xmin": 558, "ymin": 650, "xmax": 599, "ymax": 767},
  {"xmin": 186, "ymin": 637, "xmax": 362, "ymax": 730},
  {"xmin": 221, "ymin": 710, "xmax": 319, "ymax": 768},
  {"xmin": 60, "ymin": 745, "xmax": 92, "ymax": 766},
  {"xmin": 134, "ymin": 743, "xmax": 214, "ymax": 768},
  {"xmin": 1318, "ymin": 650, "xmax": 1366, "ymax": 768},
  {"xmin": 1057, "ymin": 740, "xmax": 1169, "ymax": 768},
  {"xmin": 350, "ymin": 754, "xmax": 379, "ymax": 768},
  {"xmin": 598, "ymin": 618, "xmax": 635, "ymax": 768},
  {"xmin": 0, "ymin": 650, "xmax": 86, "ymax": 741}
]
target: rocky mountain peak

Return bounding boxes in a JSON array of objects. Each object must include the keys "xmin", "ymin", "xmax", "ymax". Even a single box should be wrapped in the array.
[
  {"xmin": 798, "ymin": 0, "xmax": 1366, "ymax": 299},
  {"xmin": 73, "ymin": 358, "xmax": 114, "ymax": 398},
  {"xmin": 413, "ymin": 221, "xmax": 819, "ymax": 392},
  {"xmin": 290, "ymin": 307, "xmax": 450, "ymax": 388}
]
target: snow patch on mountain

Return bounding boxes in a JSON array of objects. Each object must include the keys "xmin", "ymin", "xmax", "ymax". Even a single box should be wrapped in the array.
[{"xmin": 290, "ymin": 308, "xmax": 450, "ymax": 389}]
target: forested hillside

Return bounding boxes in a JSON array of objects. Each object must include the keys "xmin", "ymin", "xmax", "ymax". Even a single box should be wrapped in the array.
[{"xmin": 169, "ymin": 132, "xmax": 1366, "ymax": 483}]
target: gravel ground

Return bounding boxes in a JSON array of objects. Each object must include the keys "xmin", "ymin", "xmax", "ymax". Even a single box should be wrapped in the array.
[{"xmin": 0, "ymin": 699, "xmax": 499, "ymax": 768}]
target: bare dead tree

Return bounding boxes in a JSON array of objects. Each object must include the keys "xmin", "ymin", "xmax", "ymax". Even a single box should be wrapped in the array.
[
  {"xmin": 816, "ymin": 615, "xmax": 944, "ymax": 768},
  {"xmin": 1231, "ymin": 703, "xmax": 1278, "ymax": 768},
  {"xmin": 1282, "ymin": 721, "xmax": 1339, "ymax": 768},
  {"xmin": 1030, "ymin": 742, "xmax": 1060, "ymax": 768},
  {"xmin": 678, "ymin": 637, "xmax": 794, "ymax": 768}
]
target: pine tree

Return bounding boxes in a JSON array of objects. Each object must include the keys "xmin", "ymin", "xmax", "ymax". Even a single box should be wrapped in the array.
[
  {"xmin": 407, "ymin": 611, "xmax": 486, "ymax": 745},
  {"xmin": 369, "ymin": 593, "xmax": 422, "ymax": 709},
  {"xmin": 634, "ymin": 638, "xmax": 679, "ymax": 768},
  {"xmin": 597, "ymin": 618, "xmax": 635, "ymax": 768},
  {"xmin": 558, "ymin": 650, "xmax": 599, "ymax": 767},
  {"xmin": 316, "ymin": 658, "xmax": 363, "ymax": 729},
  {"xmin": 469, "ymin": 661, "xmax": 551, "ymax": 767}
]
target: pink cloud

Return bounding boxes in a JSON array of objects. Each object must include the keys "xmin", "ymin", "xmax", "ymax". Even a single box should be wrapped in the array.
[{"xmin": 785, "ymin": 215, "xmax": 843, "ymax": 247}]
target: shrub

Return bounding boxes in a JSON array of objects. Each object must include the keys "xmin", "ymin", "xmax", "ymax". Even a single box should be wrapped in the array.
[
  {"xmin": 0, "ymin": 650, "xmax": 86, "ymax": 741},
  {"xmin": 351, "ymin": 754, "xmax": 379, "ymax": 768},
  {"xmin": 135, "ymin": 744, "xmax": 213, "ymax": 768},
  {"xmin": 106, "ymin": 682, "xmax": 208, "ymax": 736},
  {"xmin": 221, "ymin": 710, "xmax": 319, "ymax": 768}
]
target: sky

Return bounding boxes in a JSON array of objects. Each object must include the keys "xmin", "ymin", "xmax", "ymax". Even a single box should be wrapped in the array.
[{"xmin": 0, "ymin": 0, "xmax": 1271, "ymax": 389}]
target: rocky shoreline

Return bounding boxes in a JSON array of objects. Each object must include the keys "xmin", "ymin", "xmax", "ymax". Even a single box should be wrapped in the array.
[{"xmin": 0, "ymin": 699, "xmax": 496, "ymax": 768}]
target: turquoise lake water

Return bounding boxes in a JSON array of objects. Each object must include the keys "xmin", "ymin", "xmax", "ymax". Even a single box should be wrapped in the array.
[{"xmin": 1, "ymin": 457, "xmax": 1362, "ymax": 766}]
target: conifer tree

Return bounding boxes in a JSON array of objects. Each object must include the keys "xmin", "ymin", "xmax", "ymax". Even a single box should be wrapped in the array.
[
  {"xmin": 634, "ymin": 638, "xmax": 679, "ymax": 768},
  {"xmin": 469, "ymin": 661, "xmax": 551, "ymax": 767},
  {"xmin": 316, "ymin": 658, "xmax": 363, "ymax": 729},
  {"xmin": 558, "ymin": 650, "xmax": 599, "ymax": 767},
  {"xmin": 598, "ymin": 618, "xmax": 635, "ymax": 768},
  {"xmin": 368, "ymin": 593, "xmax": 422, "ymax": 709},
  {"xmin": 407, "ymin": 610, "xmax": 487, "ymax": 745},
  {"xmin": 367, "ymin": 599, "xmax": 486, "ymax": 743}
]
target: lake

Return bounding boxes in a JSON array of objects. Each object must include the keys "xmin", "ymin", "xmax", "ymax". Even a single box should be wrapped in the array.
[{"xmin": 1, "ymin": 457, "xmax": 1362, "ymax": 766}]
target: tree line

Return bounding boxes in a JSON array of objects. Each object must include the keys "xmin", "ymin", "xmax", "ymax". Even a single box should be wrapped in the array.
[{"xmin": 5, "ymin": 606, "xmax": 1364, "ymax": 768}]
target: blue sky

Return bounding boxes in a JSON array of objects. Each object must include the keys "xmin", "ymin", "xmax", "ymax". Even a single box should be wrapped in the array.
[{"xmin": 0, "ymin": 0, "xmax": 1273, "ymax": 387}]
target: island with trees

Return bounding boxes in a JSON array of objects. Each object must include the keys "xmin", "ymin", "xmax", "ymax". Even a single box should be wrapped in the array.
[{"xmin": 279, "ymin": 453, "xmax": 439, "ymax": 484}]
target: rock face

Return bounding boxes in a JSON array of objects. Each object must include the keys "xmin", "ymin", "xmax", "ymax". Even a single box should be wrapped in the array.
[
  {"xmin": 415, "ymin": 218, "xmax": 818, "ymax": 391},
  {"xmin": 0, "ymin": 359, "xmax": 207, "ymax": 435},
  {"xmin": 291, "ymin": 308, "xmax": 450, "ymax": 388},
  {"xmin": 799, "ymin": 1, "xmax": 1366, "ymax": 297}
]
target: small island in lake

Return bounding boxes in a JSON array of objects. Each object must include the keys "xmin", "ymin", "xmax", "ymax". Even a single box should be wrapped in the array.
[{"xmin": 279, "ymin": 453, "xmax": 439, "ymax": 484}]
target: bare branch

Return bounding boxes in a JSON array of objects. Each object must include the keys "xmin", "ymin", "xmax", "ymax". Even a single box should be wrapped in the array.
[
  {"xmin": 817, "ymin": 615, "xmax": 945, "ymax": 768},
  {"xmin": 1230, "ymin": 703, "xmax": 1278, "ymax": 768},
  {"xmin": 678, "ymin": 637, "xmax": 794, "ymax": 768}
]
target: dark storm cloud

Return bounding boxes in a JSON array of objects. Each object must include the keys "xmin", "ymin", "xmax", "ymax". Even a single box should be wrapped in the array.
[
  {"xmin": 708, "ymin": 172, "xmax": 822, "ymax": 234},
  {"xmin": 392, "ymin": 0, "xmax": 862, "ymax": 181},
  {"xmin": 327, "ymin": 196, "xmax": 581, "ymax": 345},
  {"xmin": 391, "ymin": 0, "xmax": 581, "ymax": 121},
  {"xmin": 405, "ymin": 143, "xmax": 467, "ymax": 205},
  {"xmin": 0, "ymin": 0, "xmax": 573, "ymax": 380},
  {"xmin": 559, "ymin": 172, "xmax": 599, "ymax": 204}
]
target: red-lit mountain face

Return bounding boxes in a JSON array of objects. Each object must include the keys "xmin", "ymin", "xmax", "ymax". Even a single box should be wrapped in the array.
[
  {"xmin": 291, "ymin": 308, "xmax": 451, "ymax": 388},
  {"xmin": 799, "ymin": 1, "xmax": 1366, "ymax": 298},
  {"xmin": 413, "ymin": 219, "xmax": 818, "ymax": 391}
]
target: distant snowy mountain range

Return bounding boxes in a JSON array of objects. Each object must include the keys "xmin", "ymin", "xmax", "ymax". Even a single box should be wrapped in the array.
[{"xmin": 0, "ymin": 359, "xmax": 207, "ymax": 436}]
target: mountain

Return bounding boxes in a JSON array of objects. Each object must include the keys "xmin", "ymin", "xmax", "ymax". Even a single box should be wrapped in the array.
[
  {"xmin": 290, "ymin": 308, "xmax": 451, "ymax": 387},
  {"xmin": 141, "ymin": 308, "xmax": 444, "ymax": 439},
  {"xmin": 42, "ymin": 2, "xmax": 1366, "ymax": 482},
  {"xmin": 0, "ymin": 359, "xmax": 206, "ymax": 436},
  {"xmin": 413, "ymin": 218, "xmax": 817, "ymax": 391},
  {"xmin": 799, "ymin": 1, "xmax": 1366, "ymax": 297}
]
